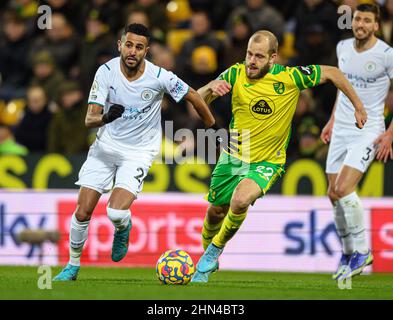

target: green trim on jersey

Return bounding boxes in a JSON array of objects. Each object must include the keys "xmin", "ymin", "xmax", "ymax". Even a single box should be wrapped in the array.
[
  {"xmin": 269, "ymin": 64, "xmax": 286, "ymax": 75},
  {"xmin": 288, "ymin": 65, "xmax": 321, "ymax": 91},
  {"xmin": 219, "ymin": 63, "xmax": 241, "ymax": 87}
]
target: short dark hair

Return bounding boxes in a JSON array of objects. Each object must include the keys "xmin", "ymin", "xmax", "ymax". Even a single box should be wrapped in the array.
[
  {"xmin": 122, "ymin": 23, "xmax": 150, "ymax": 42},
  {"xmin": 356, "ymin": 3, "xmax": 380, "ymax": 22}
]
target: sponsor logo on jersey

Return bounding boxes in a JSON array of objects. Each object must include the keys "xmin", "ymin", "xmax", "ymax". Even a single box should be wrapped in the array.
[
  {"xmin": 298, "ymin": 66, "xmax": 313, "ymax": 75},
  {"xmin": 273, "ymin": 82, "xmax": 285, "ymax": 94},
  {"xmin": 123, "ymin": 105, "xmax": 152, "ymax": 120},
  {"xmin": 249, "ymin": 97, "xmax": 276, "ymax": 120},
  {"xmin": 365, "ymin": 61, "xmax": 376, "ymax": 72},
  {"xmin": 141, "ymin": 89, "xmax": 154, "ymax": 101},
  {"xmin": 170, "ymin": 80, "xmax": 185, "ymax": 96},
  {"xmin": 91, "ymin": 80, "xmax": 99, "ymax": 93}
]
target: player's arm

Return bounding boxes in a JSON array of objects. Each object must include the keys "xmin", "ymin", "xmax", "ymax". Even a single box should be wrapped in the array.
[
  {"xmin": 85, "ymin": 103, "xmax": 125, "ymax": 128},
  {"xmin": 183, "ymin": 87, "xmax": 216, "ymax": 128},
  {"xmin": 197, "ymin": 80, "xmax": 231, "ymax": 105},
  {"xmin": 319, "ymin": 65, "xmax": 367, "ymax": 129},
  {"xmin": 320, "ymin": 90, "xmax": 339, "ymax": 144},
  {"xmin": 374, "ymin": 79, "xmax": 393, "ymax": 163},
  {"xmin": 374, "ymin": 120, "xmax": 393, "ymax": 163}
]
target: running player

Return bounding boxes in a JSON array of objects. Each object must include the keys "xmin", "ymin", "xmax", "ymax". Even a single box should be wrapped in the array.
[
  {"xmin": 321, "ymin": 3, "xmax": 393, "ymax": 280},
  {"xmin": 191, "ymin": 30, "xmax": 368, "ymax": 283},
  {"xmin": 53, "ymin": 24, "xmax": 216, "ymax": 281}
]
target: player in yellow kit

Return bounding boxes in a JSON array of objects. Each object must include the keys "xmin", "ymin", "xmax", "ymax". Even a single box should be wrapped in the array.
[{"xmin": 191, "ymin": 30, "xmax": 368, "ymax": 282}]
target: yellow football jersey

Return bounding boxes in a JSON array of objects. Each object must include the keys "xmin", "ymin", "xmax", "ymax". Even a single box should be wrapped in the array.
[{"xmin": 218, "ymin": 63, "xmax": 321, "ymax": 164}]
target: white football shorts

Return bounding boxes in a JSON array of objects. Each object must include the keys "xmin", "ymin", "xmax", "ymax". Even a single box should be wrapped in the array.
[
  {"xmin": 326, "ymin": 127, "xmax": 383, "ymax": 174},
  {"xmin": 76, "ymin": 139, "xmax": 156, "ymax": 196}
]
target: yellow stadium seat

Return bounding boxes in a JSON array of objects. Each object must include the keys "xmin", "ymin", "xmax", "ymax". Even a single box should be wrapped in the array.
[
  {"xmin": 1, "ymin": 99, "xmax": 26, "ymax": 126},
  {"xmin": 166, "ymin": 0, "xmax": 192, "ymax": 24},
  {"xmin": 167, "ymin": 29, "xmax": 228, "ymax": 55},
  {"xmin": 167, "ymin": 29, "xmax": 193, "ymax": 55},
  {"xmin": 279, "ymin": 32, "xmax": 297, "ymax": 61},
  {"xmin": 0, "ymin": 100, "xmax": 6, "ymax": 121}
]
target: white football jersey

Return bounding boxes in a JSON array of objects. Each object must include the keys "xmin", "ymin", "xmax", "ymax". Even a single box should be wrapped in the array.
[
  {"xmin": 335, "ymin": 38, "xmax": 393, "ymax": 131},
  {"xmin": 88, "ymin": 57, "xmax": 189, "ymax": 154}
]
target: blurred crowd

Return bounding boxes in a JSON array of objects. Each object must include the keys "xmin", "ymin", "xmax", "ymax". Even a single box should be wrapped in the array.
[{"xmin": 0, "ymin": 0, "xmax": 392, "ymax": 161}]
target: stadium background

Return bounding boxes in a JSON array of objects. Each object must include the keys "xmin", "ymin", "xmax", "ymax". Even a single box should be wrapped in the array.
[{"xmin": 0, "ymin": 0, "xmax": 393, "ymax": 285}]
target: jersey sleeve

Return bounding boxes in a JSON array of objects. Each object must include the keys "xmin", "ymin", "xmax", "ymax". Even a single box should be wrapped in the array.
[
  {"xmin": 288, "ymin": 65, "xmax": 321, "ymax": 91},
  {"xmin": 88, "ymin": 65, "xmax": 109, "ymax": 107},
  {"xmin": 159, "ymin": 68, "xmax": 190, "ymax": 102},
  {"xmin": 336, "ymin": 40, "xmax": 344, "ymax": 59},
  {"xmin": 217, "ymin": 64, "xmax": 240, "ymax": 89},
  {"xmin": 386, "ymin": 47, "xmax": 393, "ymax": 79}
]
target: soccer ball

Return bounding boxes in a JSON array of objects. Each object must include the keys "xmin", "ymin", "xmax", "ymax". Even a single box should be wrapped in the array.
[{"xmin": 156, "ymin": 249, "xmax": 195, "ymax": 285}]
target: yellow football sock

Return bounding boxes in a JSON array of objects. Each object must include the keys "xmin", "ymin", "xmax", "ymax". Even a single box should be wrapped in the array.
[
  {"xmin": 212, "ymin": 208, "xmax": 247, "ymax": 249},
  {"xmin": 201, "ymin": 217, "xmax": 224, "ymax": 251}
]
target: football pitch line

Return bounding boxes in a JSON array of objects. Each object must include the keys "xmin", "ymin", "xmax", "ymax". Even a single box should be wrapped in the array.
[{"xmin": 0, "ymin": 266, "xmax": 392, "ymax": 300}]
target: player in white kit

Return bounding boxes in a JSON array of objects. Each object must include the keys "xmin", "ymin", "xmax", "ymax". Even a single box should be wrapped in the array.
[
  {"xmin": 54, "ymin": 24, "xmax": 216, "ymax": 281},
  {"xmin": 321, "ymin": 4, "xmax": 393, "ymax": 280}
]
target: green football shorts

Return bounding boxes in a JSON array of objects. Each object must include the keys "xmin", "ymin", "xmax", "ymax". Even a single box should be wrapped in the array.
[{"xmin": 206, "ymin": 152, "xmax": 285, "ymax": 206}]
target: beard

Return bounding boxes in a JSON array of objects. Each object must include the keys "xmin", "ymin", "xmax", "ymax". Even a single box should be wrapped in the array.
[
  {"xmin": 246, "ymin": 62, "xmax": 271, "ymax": 79},
  {"xmin": 120, "ymin": 53, "xmax": 142, "ymax": 72},
  {"xmin": 354, "ymin": 27, "xmax": 374, "ymax": 42}
]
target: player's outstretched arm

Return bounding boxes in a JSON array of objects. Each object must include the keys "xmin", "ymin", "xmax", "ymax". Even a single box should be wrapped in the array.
[
  {"xmin": 197, "ymin": 80, "xmax": 231, "ymax": 105},
  {"xmin": 184, "ymin": 87, "xmax": 216, "ymax": 128},
  {"xmin": 319, "ymin": 65, "xmax": 367, "ymax": 129}
]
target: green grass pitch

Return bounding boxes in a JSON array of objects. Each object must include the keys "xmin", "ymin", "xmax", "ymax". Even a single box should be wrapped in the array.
[{"xmin": 0, "ymin": 266, "xmax": 392, "ymax": 300}]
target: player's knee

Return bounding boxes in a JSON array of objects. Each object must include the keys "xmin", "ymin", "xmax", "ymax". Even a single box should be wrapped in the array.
[
  {"xmin": 334, "ymin": 183, "xmax": 350, "ymax": 199},
  {"xmin": 230, "ymin": 194, "xmax": 251, "ymax": 213},
  {"xmin": 327, "ymin": 185, "xmax": 339, "ymax": 203},
  {"xmin": 74, "ymin": 205, "xmax": 93, "ymax": 222},
  {"xmin": 207, "ymin": 206, "xmax": 227, "ymax": 224},
  {"xmin": 107, "ymin": 206, "xmax": 130, "ymax": 223}
]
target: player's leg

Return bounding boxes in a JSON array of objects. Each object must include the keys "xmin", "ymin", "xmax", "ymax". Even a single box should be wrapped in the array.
[
  {"xmin": 107, "ymin": 188, "xmax": 135, "ymax": 262},
  {"xmin": 200, "ymin": 152, "xmax": 237, "ymax": 251},
  {"xmin": 327, "ymin": 173, "xmax": 353, "ymax": 280},
  {"xmin": 110, "ymin": 152, "xmax": 154, "ymax": 262},
  {"xmin": 325, "ymin": 130, "xmax": 355, "ymax": 279},
  {"xmin": 192, "ymin": 204, "xmax": 229, "ymax": 282},
  {"xmin": 197, "ymin": 178, "xmax": 262, "ymax": 274},
  {"xmin": 54, "ymin": 140, "xmax": 117, "ymax": 280},
  {"xmin": 201, "ymin": 204, "xmax": 229, "ymax": 251},
  {"xmin": 335, "ymin": 165, "xmax": 373, "ymax": 279},
  {"xmin": 193, "ymin": 179, "xmax": 261, "ymax": 283},
  {"xmin": 212, "ymin": 178, "xmax": 261, "ymax": 249},
  {"xmin": 53, "ymin": 187, "xmax": 101, "ymax": 281}
]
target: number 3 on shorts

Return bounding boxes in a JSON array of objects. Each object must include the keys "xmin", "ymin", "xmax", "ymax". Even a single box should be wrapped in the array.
[{"xmin": 362, "ymin": 147, "xmax": 372, "ymax": 161}]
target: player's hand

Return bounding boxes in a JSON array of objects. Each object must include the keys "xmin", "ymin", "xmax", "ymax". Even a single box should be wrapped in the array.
[
  {"xmin": 209, "ymin": 80, "xmax": 231, "ymax": 98},
  {"xmin": 320, "ymin": 118, "xmax": 334, "ymax": 144},
  {"xmin": 102, "ymin": 104, "xmax": 125, "ymax": 124},
  {"xmin": 354, "ymin": 108, "xmax": 367, "ymax": 129},
  {"xmin": 374, "ymin": 131, "xmax": 393, "ymax": 163}
]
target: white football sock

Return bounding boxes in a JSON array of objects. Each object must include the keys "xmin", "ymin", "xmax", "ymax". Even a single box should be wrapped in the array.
[
  {"xmin": 338, "ymin": 192, "xmax": 368, "ymax": 254},
  {"xmin": 332, "ymin": 200, "xmax": 353, "ymax": 255},
  {"xmin": 107, "ymin": 207, "xmax": 131, "ymax": 231},
  {"xmin": 69, "ymin": 214, "xmax": 90, "ymax": 266}
]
